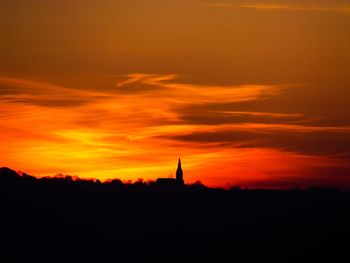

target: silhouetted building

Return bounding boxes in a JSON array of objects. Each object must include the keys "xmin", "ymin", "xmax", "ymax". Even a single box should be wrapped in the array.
[
  {"xmin": 156, "ymin": 158, "xmax": 184, "ymax": 186},
  {"xmin": 176, "ymin": 158, "xmax": 184, "ymax": 185}
]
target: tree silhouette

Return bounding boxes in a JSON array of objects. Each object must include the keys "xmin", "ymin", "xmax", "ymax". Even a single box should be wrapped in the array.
[{"xmin": 0, "ymin": 166, "xmax": 349, "ymax": 262}]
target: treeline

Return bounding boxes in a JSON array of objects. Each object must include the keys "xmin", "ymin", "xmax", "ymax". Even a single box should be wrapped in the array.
[
  {"xmin": 0, "ymin": 166, "xmax": 208, "ymax": 190},
  {"xmin": 1, "ymin": 166, "xmax": 350, "ymax": 262}
]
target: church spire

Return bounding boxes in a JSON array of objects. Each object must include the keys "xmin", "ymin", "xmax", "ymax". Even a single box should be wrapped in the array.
[{"xmin": 176, "ymin": 157, "xmax": 184, "ymax": 185}]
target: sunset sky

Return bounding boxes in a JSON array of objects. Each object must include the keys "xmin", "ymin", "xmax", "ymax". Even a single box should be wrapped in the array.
[{"xmin": 1, "ymin": 0, "xmax": 350, "ymax": 188}]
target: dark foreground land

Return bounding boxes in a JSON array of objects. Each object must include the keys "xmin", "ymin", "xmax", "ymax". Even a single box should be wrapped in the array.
[{"xmin": 1, "ymin": 167, "xmax": 350, "ymax": 262}]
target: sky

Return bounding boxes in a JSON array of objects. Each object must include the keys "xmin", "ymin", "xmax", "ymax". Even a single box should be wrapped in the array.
[{"xmin": 1, "ymin": 0, "xmax": 350, "ymax": 188}]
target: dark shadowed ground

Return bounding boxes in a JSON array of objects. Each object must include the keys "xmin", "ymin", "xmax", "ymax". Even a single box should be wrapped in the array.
[{"xmin": 1, "ymin": 167, "xmax": 349, "ymax": 262}]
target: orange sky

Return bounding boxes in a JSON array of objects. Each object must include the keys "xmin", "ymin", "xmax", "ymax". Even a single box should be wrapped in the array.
[{"xmin": 1, "ymin": 1, "xmax": 350, "ymax": 188}]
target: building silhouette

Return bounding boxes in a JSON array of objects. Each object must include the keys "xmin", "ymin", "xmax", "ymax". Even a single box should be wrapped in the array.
[
  {"xmin": 156, "ymin": 158, "xmax": 184, "ymax": 186},
  {"xmin": 176, "ymin": 157, "xmax": 184, "ymax": 185}
]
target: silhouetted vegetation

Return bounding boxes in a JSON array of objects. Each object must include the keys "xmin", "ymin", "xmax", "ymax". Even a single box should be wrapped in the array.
[{"xmin": 1, "ymin": 167, "xmax": 350, "ymax": 262}]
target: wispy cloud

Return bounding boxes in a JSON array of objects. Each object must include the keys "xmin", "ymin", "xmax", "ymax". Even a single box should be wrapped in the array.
[
  {"xmin": 205, "ymin": 1, "xmax": 350, "ymax": 14},
  {"xmin": 1, "ymin": 74, "xmax": 350, "ymax": 188},
  {"xmin": 0, "ymin": 76, "xmax": 106, "ymax": 107},
  {"xmin": 115, "ymin": 73, "xmax": 283, "ymax": 103}
]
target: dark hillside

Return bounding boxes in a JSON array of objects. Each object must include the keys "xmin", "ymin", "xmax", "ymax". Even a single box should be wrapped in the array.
[{"xmin": 1, "ymin": 167, "xmax": 349, "ymax": 262}]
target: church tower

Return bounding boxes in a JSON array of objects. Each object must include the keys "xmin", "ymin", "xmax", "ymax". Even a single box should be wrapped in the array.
[{"xmin": 176, "ymin": 157, "xmax": 184, "ymax": 185}]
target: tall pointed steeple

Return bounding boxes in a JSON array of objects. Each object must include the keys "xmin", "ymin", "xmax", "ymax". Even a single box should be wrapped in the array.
[
  {"xmin": 176, "ymin": 157, "xmax": 184, "ymax": 185},
  {"xmin": 177, "ymin": 158, "xmax": 182, "ymax": 170}
]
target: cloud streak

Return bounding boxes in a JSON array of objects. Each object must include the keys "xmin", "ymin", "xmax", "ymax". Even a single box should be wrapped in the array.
[
  {"xmin": 205, "ymin": 1, "xmax": 350, "ymax": 14},
  {"xmin": 0, "ymin": 76, "xmax": 107, "ymax": 107},
  {"xmin": 1, "ymin": 74, "xmax": 350, "ymax": 188}
]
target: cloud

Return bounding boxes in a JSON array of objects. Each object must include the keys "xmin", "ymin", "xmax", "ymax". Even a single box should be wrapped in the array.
[
  {"xmin": 0, "ymin": 76, "xmax": 106, "ymax": 107},
  {"xmin": 1, "ymin": 73, "xmax": 350, "ymax": 188},
  {"xmin": 164, "ymin": 126, "xmax": 350, "ymax": 156},
  {"xmin": 178, "ymin": 108, "xmax": 304, "ymax": 125},
  {"xmin": 116, "ymin": 73, "xmax": 178, "ymax": 88},
  {"xmin": 205, "ymin": 1, "xmax": 350, "ymax": 14},
  {"xmin": 115, "ymin": 73, "xmax": 284, "ymax": 103}
]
